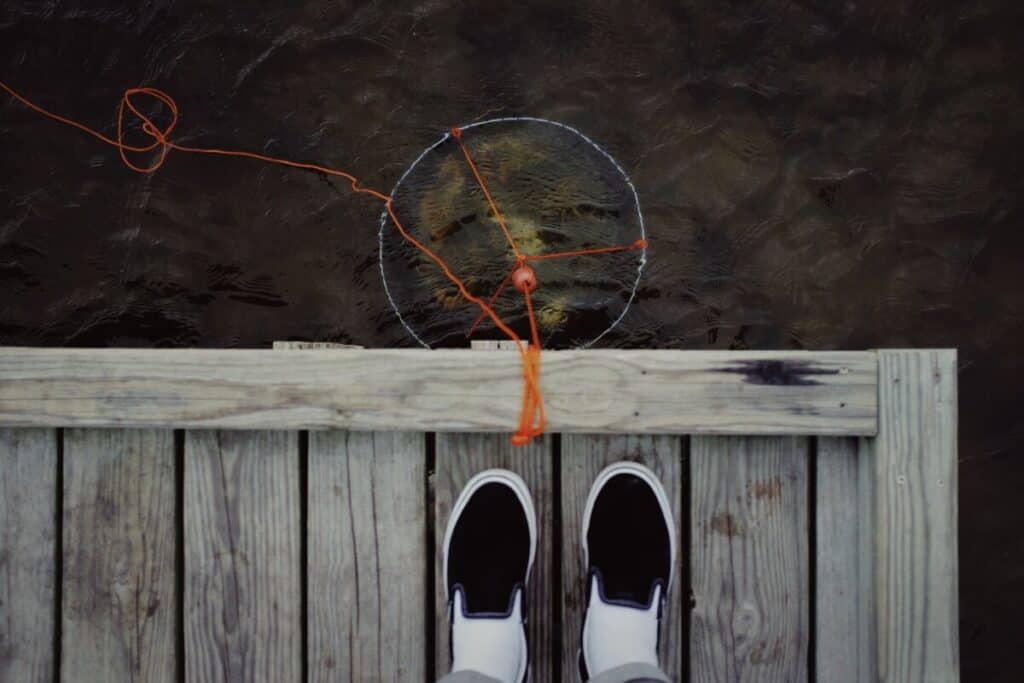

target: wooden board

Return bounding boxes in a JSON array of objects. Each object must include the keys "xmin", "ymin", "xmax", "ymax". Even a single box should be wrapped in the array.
[
  {"xmin": 61, "ymin": 428, "xmax": 177, "ymax": 682},
  {"xmin": 184, "ymin": 430, "xmax": 301, "ymax": 682},
  {"xmin": 871, "ymin": 350, "xmax": 959, "ymax": 682},
  {"xmin": 816, "ymin": 437, "xmax": 875, "ymax": 683},
  {"xmin": 433, "ymin": 432, "xmax": 554, "ymax": 682},
  {"xmin": 0, "ymin": 348, "xmax": 877, "ymax": 435},
  {"xmin": 0, "ymin": 428, "xmax": 57, "ymax": 683},
  {"xmin": 690, "ymin": 436, "xmax": 809, "ymax": 683},
  {"xmin": 307, "ymin": 431, "xmax": 426, "ymax": 682},
  {"xmin": 560, "ymin": 434, "xmax": 683, "ymax": 682}
]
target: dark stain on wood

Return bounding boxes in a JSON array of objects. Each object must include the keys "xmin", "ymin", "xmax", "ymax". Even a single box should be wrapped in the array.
[
  {"xmin": 710, "ymin": 512, "xmax": 744, "ymax": 537},
  {"xmin": 749, "ymin": 638, "xmax": 784, "ymax": 665},
  {"xmin": 786, "ymin": 405, "xmax": 821, "ymax": 416},
  {"xmin": 720, "ymin": 359, "xmax": 838, "ymax": 386},
  {"xmin": 748, "ymin": 478, "xmax": 783, "ymax": 503}
]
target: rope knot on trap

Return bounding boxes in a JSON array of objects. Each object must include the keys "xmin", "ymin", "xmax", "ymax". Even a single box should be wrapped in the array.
[{"xmin": 511, "ymin": 345, "xmax": 544, "ymax": 446}]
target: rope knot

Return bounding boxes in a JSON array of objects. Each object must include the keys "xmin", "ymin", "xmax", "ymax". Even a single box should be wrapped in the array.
[
  {"xmin": 512, "ymin": 345, "xmax": 545, "ymax": 446},
  {"xmin": 117, "ymin": 87, "xmax": 180, "ymax": 173}
]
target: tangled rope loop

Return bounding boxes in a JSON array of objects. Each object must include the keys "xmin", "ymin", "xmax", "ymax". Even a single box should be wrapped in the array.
[{"xmin": 116, "ymin": 87, "xmax": 180, "ymax": 173}]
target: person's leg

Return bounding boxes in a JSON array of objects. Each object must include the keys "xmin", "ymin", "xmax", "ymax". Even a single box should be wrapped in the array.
[
  {"xmin": 438, "ymin": 469, "xmax": 537, "ymax": 683},
  {"xmin": 587, "ymin": 663, "xmax": 670, "ymax": 683},
  {"xmin": 437, "ymin": 671, "xmax": 504, "ymax": 683},
  {"xmin": 578, "ymin": 462, "xmax": 676, "ymax": 683}
]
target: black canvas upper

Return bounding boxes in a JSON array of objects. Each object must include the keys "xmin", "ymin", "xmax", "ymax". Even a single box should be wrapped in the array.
[
  {"xmin": 447, "ymin": 481, "xmax": 531, "ymax": 615},
  {"xmin": 586, "ymin": 472, "xmax": 671, "ymax": 608}
]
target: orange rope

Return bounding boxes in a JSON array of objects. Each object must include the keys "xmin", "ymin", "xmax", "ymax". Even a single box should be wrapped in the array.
[
  {"xmin": 450, "ymin": 127, "xmax": 543, "ymax": 440},
  {"xmin": 1, "ymin": 80, "xmax": 647, "ymax": 446},
  {"xmin": 466, "ymin": 266, "xmax": 515, "ymax": 339},
  {"xmin": 523, "ymin": 239, "xmax": 648, "ymax": 262},
  {"xmin": 450, "ymin": 127, "xmax": 523, "ymax": 260},
  {"xmin": 463, "ymin": 238, "xmax": 648, "ymax": 340}
]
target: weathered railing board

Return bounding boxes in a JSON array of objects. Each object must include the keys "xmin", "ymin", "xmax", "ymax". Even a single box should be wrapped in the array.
[
  {"xmin": 871, "ymin": 350, "xmax": 959, "ymax": 682},
  {"xmin": 433, "ymin": 432, "xmax": 555, "ymax": 682},
  {"xmin": 0, "ymin": 348, "xmax": 878, "ymax": 435},
  {"xmin": 0, "ymin": 428, "xmax": 57, "ymax": 683},
  {"xmin": 307, "ymin": 430, "xmax": 427, "ymax": 682},
  {"xmin": 690, "ymin": 436, "xmax": 810, "ymax": 683},
  {"xmin": 61, "ymin": 428, "xmax": 177, "ymax": 682},
  {"xmin": 560, "ymin": 434, "xmax": 684, "ymax": 682},
  {"xmin": 184, "ymin": 431, "xmax": 302, "ymax": 682},
  {"xmin": 816, "ymin": 436, "xmax": 876, "ymax": 683}
]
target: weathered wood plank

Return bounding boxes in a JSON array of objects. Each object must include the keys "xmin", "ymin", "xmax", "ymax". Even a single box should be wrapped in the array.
[
  {"xmin": 690, "ymin": 436, "xmax": 809, "ymax": 683},
  {"xmin": 871, "ymin": 350, "xmax": 959, "ymax": 682},
  {"xmin": 816, "ymin": 437, "xmax": 875, "ymax": 683},
  {"xmin": 0, "ymin": 428, "xmax": 57, "ymax": 683},
  {"xmin": 62, "ymin": 428, "xmax": 177, "ymax": 682},
  {"xmin": 560, "ymin": 434, "xmax": 683, "ymax": 682},
  {"xmin": 434, "ymin": 433, "xmax": 554, "ymax": 682},
  {"xmin": 307, "ymin": 431, "xmax": 426, "ymax": 682},
  {"xmin": 0, "ymin": 348, "xmax": 877, "ymax": 435},
  {"xmin": 184, "ymin": 430, "xmax": 301, "ymax": 683}
]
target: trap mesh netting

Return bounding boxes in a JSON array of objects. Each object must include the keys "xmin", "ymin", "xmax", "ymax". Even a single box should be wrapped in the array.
[{"xmin": 379, "ymin": 117, "xmax": 647, "ymax": 349}]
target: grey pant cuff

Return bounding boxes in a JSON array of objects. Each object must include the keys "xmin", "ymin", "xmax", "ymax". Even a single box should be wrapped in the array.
[
  {"xmin": 437, "ymin": 671, "xmax": 504, "ymax": 683},
  {"xmin": 588, "ymin": 661, "xmax": 671, "ymax": 683},
  {"xmin": 437, "ymin": 662, "xmax": 670, "ymax": 683}
]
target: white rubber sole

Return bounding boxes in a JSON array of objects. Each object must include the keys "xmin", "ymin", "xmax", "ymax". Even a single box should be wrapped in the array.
[
  {"xmin": 442, "ymin": 468, "xmax": 538, "ymax": 604},
  {"xmin": 581, "ymin": 461, "xmax": 676, "ymax": 592}
]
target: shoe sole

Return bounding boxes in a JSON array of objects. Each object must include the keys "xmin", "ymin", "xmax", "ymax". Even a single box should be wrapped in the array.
[{"xmin": 442, "ymin": 468, "xmax": 537, "ymax": 683}]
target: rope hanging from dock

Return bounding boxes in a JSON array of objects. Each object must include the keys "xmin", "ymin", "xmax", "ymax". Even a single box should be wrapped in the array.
[{"xmin": 0, "ymin": 80, "xmax": 647, "ymax": 446}]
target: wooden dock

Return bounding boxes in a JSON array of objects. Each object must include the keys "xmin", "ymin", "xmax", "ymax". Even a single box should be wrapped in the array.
[{"xmin": 0, "ymin": 347, "xmax": 958, "ymax": 682}]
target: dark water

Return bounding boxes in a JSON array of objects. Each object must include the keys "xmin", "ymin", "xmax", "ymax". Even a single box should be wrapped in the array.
[{"xmin": 1, "ymin": 1, "xmax": 1022, "ymax": 677}]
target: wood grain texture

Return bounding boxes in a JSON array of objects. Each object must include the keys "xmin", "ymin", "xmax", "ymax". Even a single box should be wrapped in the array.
[
  {"xmin": 433, "ymin": 432, "xmax": 554, "ymax": 682},
  {"xmin": 184, "ymin": 430, "xmax": 301, "ymax": 683},
  {"xmin": 560, "ymin": 434, "xmax": 683, "ymax": 682},
  {"xmin": 816, "ymin": 437, "xmax": 876, "ymax": 683},
  {"xmin": 0, "ymin": 428, "xmax": 57, "ymax": 683},
  {"xmin": 0, "ymin": 348, "xmax": 877, "ymax": 435},
  {"xmin": 871, "ymin": 350, "xmax": 959, "ymax": 682},
  {"xmin": 307, "ymin": 431, "xmax": 426, "ymax": 682},
  {"xmin": 690, "ymin": 436, "xmax": 809, "ymax": 683},
  {"xmin": 61, "ymin": 428, "xmax": 177, "ymax": 682}
]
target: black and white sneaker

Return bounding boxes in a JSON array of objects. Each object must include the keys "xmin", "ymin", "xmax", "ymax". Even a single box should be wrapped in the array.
[
  {"xmin": 579, "ymin": 462, "xmax": 675, "ymax": 681},
  {"xmin": 443, "ymin": 469, "xmax": 537, "ymax": 683}
]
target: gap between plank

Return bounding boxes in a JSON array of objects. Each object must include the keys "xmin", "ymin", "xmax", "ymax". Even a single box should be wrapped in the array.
[
  {"xmin": 174, "ymin": 430, "xmax": 185, "ymax": 683},
  {"xmin": 680, "ymin": 435, "xmax": 692, "ymax": 683},
  {"xmin": 425, "ymin": 432, "xmax": 437, "ymax": 683},
  {"xmin": 808, "ymin": 436, "xmax": 819, "ymax": 682},
  {"xmin": 299, "ymin": 431, "xmax": 309, "ymax": 683},
  {"xmin": 551, "ymin": 434, "xmax": 563, "ymax": 679},
  {"xmin": 54, "ymin": 427, "xmax": 64, "ymax": 683}
]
